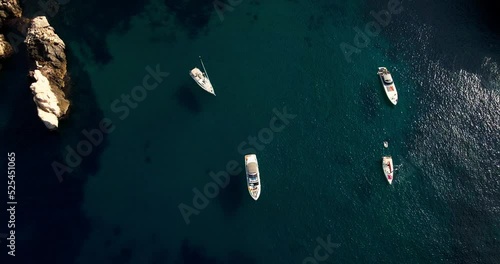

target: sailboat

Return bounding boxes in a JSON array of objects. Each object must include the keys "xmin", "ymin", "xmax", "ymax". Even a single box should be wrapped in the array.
[
  {"xmin": 382, "ymin": 156, "xmax": 394, "ymax": 184},
  {"xmin": 190, "ymin": 56, "xmax": 216, "ymax": 96}
]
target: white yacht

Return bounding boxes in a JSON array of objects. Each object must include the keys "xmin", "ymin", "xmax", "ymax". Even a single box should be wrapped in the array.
[
  {"xmin": 377, "ymin": 67, "xmax": 398, "ymax": 105},
  {"xmin": 190, "ymin": 56, "xmax": 215, "ymax": 96},
  {"xmin": 382, "ymin": 156, "xmax": 394, "ymax": 184},
  {"xmin": 245, "ymin": 154, "xmax": 261, "ymax": 200}
]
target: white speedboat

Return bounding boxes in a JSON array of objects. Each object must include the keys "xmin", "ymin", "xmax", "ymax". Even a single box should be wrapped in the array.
[
  {"xmin": 382, "ymin": 156, "xmax": 394, "ymax": 184},
  {"xmin": 377, "ymin": 67, "xmax": 398, "ymax": 105},
  {"xmin": 245, "ymin": 154, "xmax": 261, "ymax": 200},
  {"xmin": 190, "ymin": 56, "xmax": 215, "ymax": 96}
]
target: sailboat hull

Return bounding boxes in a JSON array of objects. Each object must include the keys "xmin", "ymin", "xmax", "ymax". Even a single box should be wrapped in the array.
[
  {"xmin": 190, "ymin": 67, "xmax": 215, "ymax": 95},
  {"xmin": 382, "ymin": 156, "xmax": 394, "ymax": 184}
]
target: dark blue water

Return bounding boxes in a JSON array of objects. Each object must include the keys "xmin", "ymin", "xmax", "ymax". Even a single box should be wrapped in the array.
[{"xmin": 0, "ymin": 0, "xmax": 499, "ymax": 263}]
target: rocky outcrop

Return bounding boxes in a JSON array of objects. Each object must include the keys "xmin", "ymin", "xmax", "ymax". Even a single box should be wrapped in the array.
[
  {"xmin": 30, "ymin": 69, "xmax": 61, "ymax": 129},
  {"xmin": 0, "ymin": 33, "xmax": 13, "ymax": 59},
  {"xmin": 0, "ymin": 0, "xmax": 22, "ymax": 27},
  {"xmin": 1, "ymin": 2, "xmax": 69, "ymax": 130},
  {"xmin": 0, "ymin": 0, "xmax": 21, "ymax": 60},
  {"xmin": 25, "ymin": 16, "xmax": 69, "ymax": 130}
]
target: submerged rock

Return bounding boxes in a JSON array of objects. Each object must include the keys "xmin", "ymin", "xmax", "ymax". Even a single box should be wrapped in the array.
[{"xmin": 25, "ymin": 16, "xmax": 69, "ymax": 129}]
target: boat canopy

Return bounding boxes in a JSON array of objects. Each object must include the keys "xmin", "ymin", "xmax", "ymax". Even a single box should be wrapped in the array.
[
  {"xmin": 191, "ymin": 68, "xmax": 202, "ymax": 75},
  {"xmin": 383, "ymin": 75, "xmax": 393, "ymax": 84},
  {"xmin": 247, "ymin": 162, "xmax": 258, "ymax": 174}
]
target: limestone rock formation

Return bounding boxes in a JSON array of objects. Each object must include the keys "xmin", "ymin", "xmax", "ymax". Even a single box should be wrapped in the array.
[
  {"xmin": 25, "ymin": 16, "xmax": 69, "ymax": 130},
  {"xmin": 0, "ymin": 33, "xmax": 13, "ymax": 59},
  {"xmin": 0, "ymin": 0, "xmax": 22, "ymax": 27},
  {"xmin": 0, "ymin": 0, "xmax": 21, "ymax": 61},
  {"xmin": 30, "ymin": 69, "xmax": 61, "ymax": 129},
  {"xmin": 1, "ymin": 4, "xmax": 69, "ymax": 130}
]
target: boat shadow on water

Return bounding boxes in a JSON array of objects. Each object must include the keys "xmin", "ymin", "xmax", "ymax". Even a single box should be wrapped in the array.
[
  {"xmin": 173, "ymin": 83, "xmax": 203, "ymax": 114},
  {"xmin": 210, "ymin": 168, "xmax": 248, "ymax": 216}
]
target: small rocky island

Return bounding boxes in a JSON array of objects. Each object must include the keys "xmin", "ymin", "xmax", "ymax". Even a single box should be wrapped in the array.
[{"xmin": 1, "ymin": 0, "xmax": 69, "ymax": 130}]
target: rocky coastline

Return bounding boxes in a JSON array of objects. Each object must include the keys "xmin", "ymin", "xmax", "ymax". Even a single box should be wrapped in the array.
[{"xmin": 1, "ymin": 0, "xmax": 69, "ymax": 130}]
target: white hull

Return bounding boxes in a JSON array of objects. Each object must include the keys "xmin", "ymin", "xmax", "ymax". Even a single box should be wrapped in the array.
[
  {"xmin": 377, "ymin": 67, "xmax": 398, "ymax": 105},
  {"xmin": 245, "ymin": 154, "xmax": 261, "ymax": 200},
  {"xmin": 190, "ymin": 67, "xmax": 215, "ymax": 95},
  {"xmin": 382, "ymin": 156, "xmax": 394, "ymax": 184}
]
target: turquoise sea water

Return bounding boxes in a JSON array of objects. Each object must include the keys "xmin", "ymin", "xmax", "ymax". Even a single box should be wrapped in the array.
[{"xmin": 1, "ymin": 0, "xmax": 499, "ymax": 263}]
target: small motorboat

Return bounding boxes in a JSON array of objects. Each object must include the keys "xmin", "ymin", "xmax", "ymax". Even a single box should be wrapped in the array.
[
  {"xmin": 190, "ymin": 56, "xmax": 216, "ymax": 95},
  {"xmin": 245, "ymin": 154, "xmax": 261, "ymax": 200},
  {"xmin": 377, "ymin": 67, "xmax": 398, "ymax": 105},
  {"xmin": 382, "ymin": 156, "xmax": 394, "ymax": 184}
]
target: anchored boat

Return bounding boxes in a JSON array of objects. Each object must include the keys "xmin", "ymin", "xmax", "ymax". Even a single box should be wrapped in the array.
[
  {"xmin": 245, "ymin": 154, "xmax": 261, "ymax": 200},
  {"xmin": 377, "ymin": 67, "xmax": 398, "ymax": 105},
  {"xmin": 190, "ymin": 56, "xmax": 216, "ymax": 96},
  {"xmin": 382, "ymin": 156, "xmax": 394, "ymax": 184}
]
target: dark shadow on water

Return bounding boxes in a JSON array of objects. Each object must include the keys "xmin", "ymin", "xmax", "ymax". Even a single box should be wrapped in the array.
[
  {"xmin": 110, "ymin": 245, "xmax": 134, "ymax": 264},
  {"xmin": 178, "ymin": 240, "xmax": 257, "ymax": 264},
  {"xmin": 58, "ymin": 47, "xmax": 110, "ymax": 179},
  {"xmin": 475, "ymin": 0, "xmax": 500, "ymax": 35},
  {"xmin": 307, "ymin": 14, "xmax": 325, "ymax": 31},
  {"xmin": 173, "ymin": 84, "xmax": 202, "ymax": 114},
  {"xmin": 149, "ymin": 30, "xmax": 178, "ymax": 44},
  {"xmin": 227, "ymin": 250, "xmax": 258, "ymax": 264},
  {"xmin": 303, "ymin": 36, "xmax": 312, "ymax": 48},
  {"xmin": 163, "ymin": 0, "xmax": 213, "ymax": 38},
  {"xmin": 113, "ymin": 226, "xmax": 122, "ymax": 236},
  {"xmin": 448, "ymin": 203, "xmax": 500, "ymax": 263},
  {"xmin": 145, "ymin": 234, "xmax": 170, "ymax": 263},
  {"xmin": 144, "ymin": 140, "xmax": 152, "ymax": 163},
  {"xmin": 217, "ymin": 170, "xmax": 247, "ymax": 216},
  {"xmin": 179, "ymin": 240, "xmax": 218, "ymax": 264},
  {"xmin": 0, "ymin": 41, "xmax": 108, "ymax": 264},
  {"xmin": 149, "ymin": 248, "xmax": 169, "ymax": 264}
]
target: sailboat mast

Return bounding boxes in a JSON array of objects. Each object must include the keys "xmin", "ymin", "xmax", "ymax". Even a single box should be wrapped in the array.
[{"xmin": 199, "ymin": 56, "xmax": 211, "ymax": 80}]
